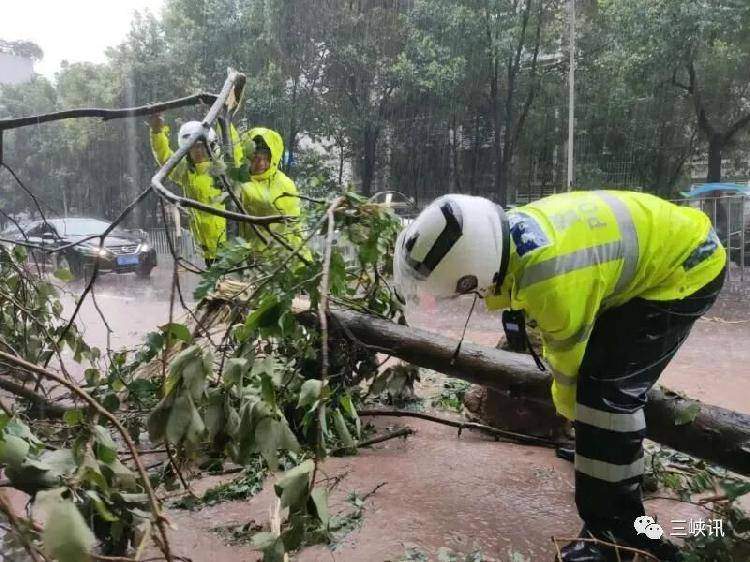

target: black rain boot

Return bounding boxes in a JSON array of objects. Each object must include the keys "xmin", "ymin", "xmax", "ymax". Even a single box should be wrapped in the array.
[
  {"xmin": 558, "ymin": 527, "xmax": 633, "ymax": 562},
  {"xmin": 629, "ymin": 532, "xmax": 684, "ymax": 562}
]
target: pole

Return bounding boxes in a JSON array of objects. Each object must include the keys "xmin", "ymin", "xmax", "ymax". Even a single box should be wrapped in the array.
[{"xmin": 566, "ymin": 0, "xmax": 576, "ymax": 191}]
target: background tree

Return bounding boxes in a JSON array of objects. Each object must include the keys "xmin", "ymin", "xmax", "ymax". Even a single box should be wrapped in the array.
[{"xmin": 603, "ymin": 0, "xmax": 750, "ymax": 183}]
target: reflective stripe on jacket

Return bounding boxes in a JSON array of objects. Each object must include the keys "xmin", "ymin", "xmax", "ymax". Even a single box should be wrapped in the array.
[
  {"xmin": 485, "ymin": 191, "xmax": 726, "ymax": 420},
  {"xmin": 150, "ymin": 123, "xmax": 242, "ymax": 259}
]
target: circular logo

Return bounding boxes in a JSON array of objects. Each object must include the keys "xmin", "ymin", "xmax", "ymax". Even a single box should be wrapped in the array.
[{"xmin": 455, "ymin": 275, "xmax": 478, "ymax": 294}]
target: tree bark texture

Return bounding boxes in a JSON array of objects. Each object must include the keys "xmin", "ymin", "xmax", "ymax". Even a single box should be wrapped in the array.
[{"xmin": 317, "ymin": 308, "xmax": 750, "ymax": 476}]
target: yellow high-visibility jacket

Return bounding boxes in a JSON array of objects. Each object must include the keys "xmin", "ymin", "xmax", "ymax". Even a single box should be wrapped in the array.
[
  {"xmin": 238, "ymin": 127, "xmax": 303, "ymax": 251},
  {"xmin": 485, "ymin": 191, "xmax": 726, "ymax": 420},
  {"xmin": 150, "ymin": 123, "xmax": 242, "ymax": 259}
]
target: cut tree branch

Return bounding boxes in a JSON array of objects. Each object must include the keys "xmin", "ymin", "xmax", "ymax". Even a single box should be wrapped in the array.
[
  {"xmin": 0, "ymin": 373, "xmax": 69, "ymax": 417},
  {"xmin": 150, "ymin": 69, "xmax": 293, "ymax": 227},
  {"xmin": 0, "ymin": 93, "xmax": 218, "ymax": 131},
  {"xmin": 359, "ymin": 409, "xmax": 560, "ymax": 447},
  {"xmin": 299, "ymin": 307, "xmax": 750, "ymax": 476}
]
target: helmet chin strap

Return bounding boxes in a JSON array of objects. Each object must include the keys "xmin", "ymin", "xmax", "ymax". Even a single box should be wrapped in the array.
[
  {"xmin": 451, "ymin": 208, "xmax": 509, "ymax": 366},
  {"xmin": 493, "ymin": 206, "xmax": 511, "ymax": 295},
  {"xmin": 450, "ymin": 292, "xmax": 478, "ymax": 366}
]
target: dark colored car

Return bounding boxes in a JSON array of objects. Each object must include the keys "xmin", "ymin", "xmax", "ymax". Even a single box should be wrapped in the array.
[{"xmin": 4, "ymin": 218, "xmax": 157, "ymax": 279}]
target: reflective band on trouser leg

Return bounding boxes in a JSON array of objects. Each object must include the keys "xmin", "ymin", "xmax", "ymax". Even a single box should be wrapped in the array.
[
  {"xmin": 575, "ymin": 454, "xmax": 644, "ymax": 483},
  {"xmin": 576, "ymin": 403, "xmax": 646, "ymax": 433}
]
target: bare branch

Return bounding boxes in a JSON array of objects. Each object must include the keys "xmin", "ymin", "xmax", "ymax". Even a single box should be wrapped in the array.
[
  {"xmin": 358, "ymin": 409, "xmax": 559, "ymax": 447},
  {"xmin": 316, "ymin": 197, "xmax": 344, "ymax": 460},
  {"xmin": 723, "ymin": 111, "xmax": 750, "ymax": 144},
  {"xmin": 329, "ymin": 427, "xmax": 413, "ymax": 455},
  {"xmin": 551, "ymin": 536, "xmax": 660, "ymax": 562},
  {"xmin": 0, "ymin": 372, "xmax": 69, "ymax": 417},
  {"xmin": 0, "ymin": 93, "xmax": 218, "ymax": 131},
  {"xmin": 150, "ymin": 71, "xmax": 295, "ymax": 227}
]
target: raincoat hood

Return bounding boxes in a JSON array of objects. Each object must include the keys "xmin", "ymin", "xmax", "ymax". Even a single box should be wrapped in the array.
[{"xmin": 244, "ymin": 127, "xmax": 284, "ymax": 181}]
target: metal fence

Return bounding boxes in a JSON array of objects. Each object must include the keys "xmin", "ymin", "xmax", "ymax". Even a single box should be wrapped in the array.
[
  {"xmin": 147, "ymin": 228, "xmax": 199, "ymax": 264},
  {"xmin": 671, "ymin": 195, "xmax": 748, "ymax": 282}
]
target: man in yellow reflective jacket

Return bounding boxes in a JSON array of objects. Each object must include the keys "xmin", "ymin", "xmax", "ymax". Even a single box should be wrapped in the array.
[
  {"xmin": 394, "ymin": 191, "xmax": 726, "ymax": 562},
  {"xmin": 149, "ymin": 113, "xmax": 243, "ymax": 265},
  {"xmin": 235, "ymin": 127, "xmax": 303, "ymax": 251}
]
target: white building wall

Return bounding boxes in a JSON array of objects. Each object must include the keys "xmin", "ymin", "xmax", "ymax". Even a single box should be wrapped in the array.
[{"xmin": 0, "ymin": 53, "xmax": 34, "ymax": 85}]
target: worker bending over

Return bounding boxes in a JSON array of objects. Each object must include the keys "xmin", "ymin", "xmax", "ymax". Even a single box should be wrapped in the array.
[{"xmin": 394, "ymin": 190, "xmax": 725, "ymax": 562}]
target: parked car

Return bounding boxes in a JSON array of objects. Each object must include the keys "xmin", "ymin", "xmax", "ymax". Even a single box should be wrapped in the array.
[{"xmin": 2, "ymin": 218, "xmax": 157, "ymax": 279}]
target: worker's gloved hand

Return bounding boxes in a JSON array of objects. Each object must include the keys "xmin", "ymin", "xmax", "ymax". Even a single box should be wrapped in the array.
[
  {"xmin": 227, "ymin": 162, "xmax": 251, "ymax": 183},
  {"xmin": 208, "ymin": 160, "xmax": 227, "ymax": 177},
  {"xmin": 148, "ymin": 112, "xmax": 165, "ymax": 132}
]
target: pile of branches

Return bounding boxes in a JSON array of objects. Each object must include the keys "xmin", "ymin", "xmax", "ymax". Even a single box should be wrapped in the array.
[{"xmin": 0, "ymin": 70, "xmax": 404, "ymax": 562}]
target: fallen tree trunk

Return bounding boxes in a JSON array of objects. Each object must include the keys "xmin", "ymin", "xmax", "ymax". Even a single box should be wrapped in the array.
[
  {"xmin": 0, "ymin": 372, "xmax": 69, "ymax": 417},
  {"xmin": 318, "ymin": 308, "xmax": 750, "ymax": 476}
]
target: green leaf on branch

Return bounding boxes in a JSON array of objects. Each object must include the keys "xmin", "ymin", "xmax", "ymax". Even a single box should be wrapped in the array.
[
  {"xmin": 251, "ymin": 532, "xmax": 285, "ymax": 562},
  {"xmin": 333, "ymin": 408, "xmax": 356, "ymax": 449},
  {"xmin": 255, "ymin": 417, "xmax": 288, "ymax": 470},
  {"xmin": 182, "ymin": 354, "xmax": 208, "ymax": 402},
  {"xmin": 298, "ymin": 379, "xmax": 323, "ymax": 409},
  {"xmin": 674, "ymin": 403, "xmax": 701, "ymax": 426},
  {"xmin": 41, "ymin": 497, "xmax": 96, "ymax": 562},
  {"xmin": 159, "ymin": 322, "xmax": 193, "ymax": 344},
  {"xmin": 92, "ymin": 425, "xmax": 118, "ymax": 463},
  {"xmin": 103, "ymin": 393, "xmax": 120, "ymax": 412},
  {"xmin": 274, "ymin": 459, "xmax": 314, "ymax": 510},
  {"xmin": 223, "ymin": 357, "xmax": 249, "ymax": 386},
  {"xmin": 166, "ymin": 395, "xmax": 195, "ymax": 444},
  {"xmin": 63, "ymin": 409, "xmax": 85, "ymax": 427},
  {"xmin": 0, "ymin": 434, "xmax": 30, "ymax": 467},
  {"xmin": 35, "ymin": 488, "xmax": 95, "ymax": 562},
  {"xmin": 53, "ymin": 267, "xmax": 74, "ymax": 282},
  {"xmin": 310, "ymin": 487, "xmax": 330, "ymax": 527},
  {"xmin": 340, "ymin": 393, "xmax": 361, "ymax": 438},
  {"xmin": 147, "ymin": 396, "xmax": 173, "ymax": 443},
  {"xmin": 245, "ymin": 295, "xmax": 286, "ymax": 334},
  {"xmin": 85, "ymin": 490, "xmax": 119, "ymax": 522},
  {"xmin": 721, "ymin": 481, "xmax": 750, "ymax": 501}
]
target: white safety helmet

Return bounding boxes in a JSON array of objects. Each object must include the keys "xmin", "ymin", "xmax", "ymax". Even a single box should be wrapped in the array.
[
  {"xmin": 177, "ymin": 121, "xmax": 218, "ymax": 152},
  {"xmin": 394, "ymin": 194, "xmax": 510, "ymax": 300}
]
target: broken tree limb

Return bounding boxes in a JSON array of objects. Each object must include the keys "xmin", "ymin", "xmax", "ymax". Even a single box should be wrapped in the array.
[
  {"xmin": 150, "ymin": 69, "xmax": 292, "ymax": 227},
  {"xmin": 0, "ymin": 372, "xmax": 69, "ymax": 417},
  {"xmin": 0, "ymin": 93, "xmax": 218, "ymax": 131},
  {"xmin": 358, "ymin": 409, "xmax": 560, "ymax": 448},
  {"xmin": 308, "ymin": 308, "xmax": 750, "ymax": 476}
]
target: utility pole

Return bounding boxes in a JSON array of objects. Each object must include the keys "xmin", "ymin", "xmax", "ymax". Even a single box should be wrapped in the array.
[{"xmin": 567, "ymin": 0, "xmax": 576, "ymax": 190}]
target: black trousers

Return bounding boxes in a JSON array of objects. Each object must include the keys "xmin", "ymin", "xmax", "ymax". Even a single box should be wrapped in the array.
[{"xmin": 574, "ymin": 268, "xmax": 725, "ymax": 536}]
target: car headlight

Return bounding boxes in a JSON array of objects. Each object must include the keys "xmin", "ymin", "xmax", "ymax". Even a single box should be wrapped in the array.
[
  {"xmin": 139, "ymin": 243, "xmax": 150, "ymax": 252},
  {"xmin": 78, "ymin": 245, "xmax": 110, "ymax": 258}
]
